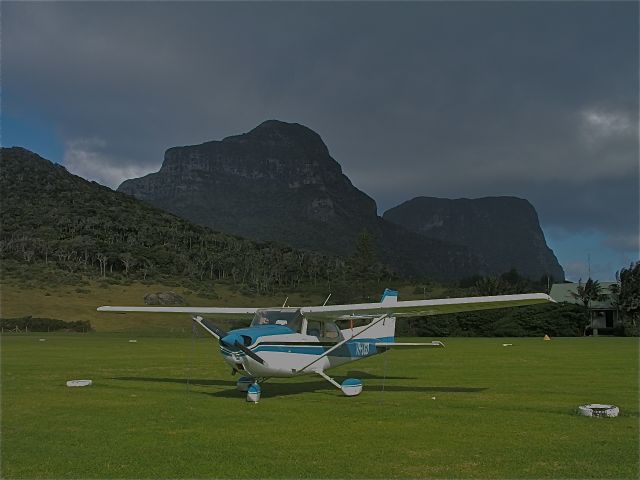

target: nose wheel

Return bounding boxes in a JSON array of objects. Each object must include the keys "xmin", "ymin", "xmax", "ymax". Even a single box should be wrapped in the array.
[{"xmin": 237, "ymin": 377, "xmax": 268, "ymax": 403}]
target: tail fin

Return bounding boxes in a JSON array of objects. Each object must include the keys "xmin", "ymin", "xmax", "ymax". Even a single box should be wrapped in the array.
[
  {"xmin": 377, "ymin": 289, "xmax": 399, "ymax": 341},
  {"xmin": 380, "ymin": 288, "xmax": 398, "ymax": 306}
]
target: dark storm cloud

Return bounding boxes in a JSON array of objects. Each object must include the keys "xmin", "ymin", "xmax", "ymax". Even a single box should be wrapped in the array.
[{"xmin": 3, "ymin": 1, "xmax": 638, "ymax": 260}]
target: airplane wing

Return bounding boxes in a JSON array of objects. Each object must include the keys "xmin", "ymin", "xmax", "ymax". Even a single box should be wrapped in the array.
[
  {"xmin": 97, "ymin": 290, "xmax": 553, "ymax": 319},
  {"xmin": 302, "ymin": 290, "xmax": 554, "ymax": 319},
  {"xmin": 96, "ymin": 306, "xmax": 257, "ymax": 316}
]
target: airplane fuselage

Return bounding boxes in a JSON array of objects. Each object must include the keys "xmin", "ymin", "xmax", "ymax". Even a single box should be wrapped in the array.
[
  {"xmin": 216, "ymin": 308, "xmax": 396, "ymax": 378},
  {"xmin": 220, "ymin": 328, "xmax": 392, "ymax": 378}
]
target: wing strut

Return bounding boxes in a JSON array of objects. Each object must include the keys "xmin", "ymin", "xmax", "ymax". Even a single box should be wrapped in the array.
[
  {"xmin": 295, "ymin": 313, "xmax": 388, "ymax": 374},
  {"xmin": 317, "ymin": 371, "xmax": 341, "ymax": 389}
]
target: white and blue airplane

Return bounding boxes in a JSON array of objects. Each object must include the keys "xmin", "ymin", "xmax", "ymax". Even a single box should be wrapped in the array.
[{"xmin": 98, "ymin": 289, "xmax": 553, "ymax": 400}]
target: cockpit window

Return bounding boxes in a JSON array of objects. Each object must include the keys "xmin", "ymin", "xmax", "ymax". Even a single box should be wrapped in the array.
[
  {"xmin": 306, "ymin": 320, "xmax": 340, "ymax": 341},
  {"xmin": 323, "ymin": 321, "xmax": 340, "ymax": 339},
  {"xmin": 251, "ymin": 309, "xmax": 303, "ymax": 333}
]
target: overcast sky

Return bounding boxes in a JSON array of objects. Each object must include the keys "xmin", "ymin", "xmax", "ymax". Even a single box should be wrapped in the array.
[{"xmin": 3, "ymin": 1, "xmax": 638, "ymax": 281}]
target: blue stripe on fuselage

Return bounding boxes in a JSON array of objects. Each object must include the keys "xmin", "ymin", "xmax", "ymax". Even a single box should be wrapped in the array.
[{"xmin": 247, "ymin": 336, "xmax": 394, "ymax": 358}]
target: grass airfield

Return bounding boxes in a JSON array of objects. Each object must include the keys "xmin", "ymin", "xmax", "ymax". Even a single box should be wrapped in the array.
[{"xmin": 2, "ymin": 334, "xmax": 638, "ymax": 478}]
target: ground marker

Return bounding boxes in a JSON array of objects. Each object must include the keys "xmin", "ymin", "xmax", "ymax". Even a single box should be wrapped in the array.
[
  {"xmin": 66, "ymin": 380, "xmax": 92, "ymax": 387},
  {"xmin": 578, "ymin": 404, "xmax": 619, "ymax": 417}
]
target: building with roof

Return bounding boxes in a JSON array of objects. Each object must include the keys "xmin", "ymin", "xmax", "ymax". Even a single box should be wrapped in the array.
[{"xmin": 549, "ymin": 282, "xmax": 620, "ymax": 335}]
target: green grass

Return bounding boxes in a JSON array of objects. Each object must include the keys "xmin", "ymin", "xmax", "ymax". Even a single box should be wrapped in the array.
[{"xmin": 2, "ymin": 334, "xmax": 638, "ymax": 478}]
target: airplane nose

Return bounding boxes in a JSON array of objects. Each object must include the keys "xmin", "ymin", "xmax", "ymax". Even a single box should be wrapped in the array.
[
  {"xmin": 221, "ymin": 333, "xmax": 252, "ymax": 348},
  {"xmin": 221, "ymin": 333, "xmax": 238, "ymax": 347}
]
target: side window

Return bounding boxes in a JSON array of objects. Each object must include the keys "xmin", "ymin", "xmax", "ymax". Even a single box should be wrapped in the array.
[
  {"xmin": 323, "ymin": 322, "xmax": 340, "ymax": 340},
  {"xmin": 307, "ymin": 320, "xmax": 321, "ymax": 337},
  {"xmin": 288, "ymin": 314, "xmax": 303, "ymax": 333}
]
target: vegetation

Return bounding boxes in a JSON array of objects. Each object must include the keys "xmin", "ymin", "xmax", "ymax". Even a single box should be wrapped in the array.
[
  {"xmin": 470, "ymin": 268, "xmax": 553, "ymax": 296},
  {"xmin": 0, "ymin": 316, "xmax": 91, "ymax": 333},
  {"xmin": 398, "ymin": 303, "xmax": 585, "ymax": 337},
  {"xmin": 618, "ymin": 261, "xmax": 640, "ymax": 336},
  {"xmin": 2, "ymin": 334, "xmax": 637, "ymax": 478},
  {"xmin": 571, "ymin": 278, "xmax": 608, "ymax": 332},
  {"xmin": 0, "ymin": 148, "xmax": 392, "ymax": 298}
]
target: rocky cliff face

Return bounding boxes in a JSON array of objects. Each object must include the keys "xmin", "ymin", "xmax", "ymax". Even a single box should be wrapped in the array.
[
  {"xmin": 383, "ymin": 196, "xmax": 565, "ymax": 280},
  {"xmin": 118, "ymin": 120, "xmax": 485, "ymax": 280},
  {"xmin": 119, "ymin": 120, "xmax": 379, "ymax": 254}
]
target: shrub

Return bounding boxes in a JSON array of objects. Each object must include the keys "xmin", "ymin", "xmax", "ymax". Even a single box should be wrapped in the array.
[
  {"xmin": 0, "ymin": 316, "xmax": 92, "ymax": 332},
  {"xmin": 396, "ymin": 303, "xmax": 585, "ymax": 337}
]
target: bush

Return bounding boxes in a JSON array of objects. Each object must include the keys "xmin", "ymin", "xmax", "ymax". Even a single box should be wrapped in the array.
[
  {"xmin": 622, "ymin": 318, "xmax": 640, "ymax": 337},
  {"xmin": 196, "ymin": 291, "xmax": 219, "ymax": 300},
  {"xmin": 0, "ymin": 316, "xmax": 92, "ymax": 332},
  {"xmin": 397, "ymin": 303, "xmax": 585, "ymax": 337}
]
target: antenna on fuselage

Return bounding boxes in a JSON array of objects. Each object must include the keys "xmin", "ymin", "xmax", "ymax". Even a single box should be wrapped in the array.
[
  {"xmin": 282, "ymin": 297, "xmax": 289, "ymax": 308},
  {"xmin": 323, "ymin": 293, "xmax": 332, "ymax": 306}
]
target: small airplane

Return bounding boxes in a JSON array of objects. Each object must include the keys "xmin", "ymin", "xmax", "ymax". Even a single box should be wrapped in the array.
[{"xmin": 98, "ymin": 289, "xmax": 553, "ymax": 401}]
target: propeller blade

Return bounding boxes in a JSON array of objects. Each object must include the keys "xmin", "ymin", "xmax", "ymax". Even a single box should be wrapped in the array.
[
  {"xmin": 193, "ymin": 317, "xmax": 228, "ymax": 339},
  {"xmin": 234, "ymin": 341, "xmax": 266, "ymax": 365}
]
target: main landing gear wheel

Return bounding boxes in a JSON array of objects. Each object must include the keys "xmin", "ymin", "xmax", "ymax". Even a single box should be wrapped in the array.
[{"xmin": 341, "ymin": 378, "xmax": 363, "ymax": 396}]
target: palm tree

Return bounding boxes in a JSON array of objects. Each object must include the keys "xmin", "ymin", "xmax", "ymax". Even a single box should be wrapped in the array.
[{"xmin": 571, "ymin": 278, "xmax": 608, "ymax": 334}]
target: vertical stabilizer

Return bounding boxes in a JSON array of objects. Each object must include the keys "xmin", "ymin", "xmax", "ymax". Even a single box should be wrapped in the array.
[{"xmin": 380, "ymin": 288, "xmax": 398, "ymax": 306}]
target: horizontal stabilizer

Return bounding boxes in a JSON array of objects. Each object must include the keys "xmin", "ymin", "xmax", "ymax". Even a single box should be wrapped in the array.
[{"xmin": 375, "ymin": 341, "xmax": 445, "ymax": 349}]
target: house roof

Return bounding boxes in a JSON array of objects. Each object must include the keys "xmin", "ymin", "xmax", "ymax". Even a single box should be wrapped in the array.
[{"xmin": 550, "ymin": 282, "xmax": 617, "ymax": 309}]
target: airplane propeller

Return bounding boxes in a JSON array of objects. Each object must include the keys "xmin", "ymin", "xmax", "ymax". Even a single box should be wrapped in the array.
[
  {"xmin": 197, "ymin": 317, "xmax": 229, "ymax": 339},
  {"xmin": 205, "ymin": 326, "xmax": 266, "ymax": 366}
]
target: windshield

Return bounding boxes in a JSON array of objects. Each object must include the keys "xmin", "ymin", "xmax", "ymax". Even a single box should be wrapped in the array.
[{"xmin": 251, "ymin": 309, "xmax": 303, "ymax": 332}]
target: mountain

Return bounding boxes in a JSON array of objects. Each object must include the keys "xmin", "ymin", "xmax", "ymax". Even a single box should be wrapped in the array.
[
  {"xmin": 383, "ymin": 196, "xmax": 565, "ymax": 281},
  {"xmin": 119, "ymin": 120, "xmax": 378, "ymax": 255},
  {"xmin": 118, "ymin": 120, "xmax": 485, "ymax": 280}
]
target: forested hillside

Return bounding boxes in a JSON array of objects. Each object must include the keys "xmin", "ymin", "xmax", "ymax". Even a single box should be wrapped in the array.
[{"xmin": 0, "ymin": 147, "xmax": 391, "ymax": 298}]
